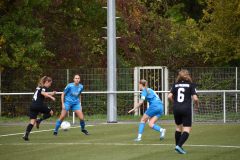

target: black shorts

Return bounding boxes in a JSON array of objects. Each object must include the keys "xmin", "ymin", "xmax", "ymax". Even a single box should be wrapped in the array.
[
  {"xmin": 173, "ymin": 108, "xmax": 192, "ymax": 127},
  {"xmin": 29, "ymin": 104, "xmax": 51, "ymax": 119}
]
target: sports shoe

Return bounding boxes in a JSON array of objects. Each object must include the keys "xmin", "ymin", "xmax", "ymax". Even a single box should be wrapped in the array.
[
  {"xmin": 22, "ymin": 135, "xmax": 29, "ymax": 141},
  {"xmin": 160, "ymin": 128, "xmax": 166, "ymax": 140},
  {"xmin": 81, "ymin": 129, "xmax": 89, "ymax": 135},
  {"xmin": 36, "ymin": 119, "xmax": 41, "ymax": 129},
  {"xmin": 175, "ymin": 145, "xmax": 187, "ymax": 154},
  {"xmin": 53, "ymin": 131, "xmax": 58, "ymax": 136},
  {"xmin": 134, "ymin": 137, "xmax": 142, "ymax": 142}
]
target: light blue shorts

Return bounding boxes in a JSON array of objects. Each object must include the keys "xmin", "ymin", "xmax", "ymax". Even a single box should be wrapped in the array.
[
  {"xmin": 64, "ymin": 101, "xmax": 81, "ymax": 111},
  {"xmin": 145, "ymin": 103, "xmax": 163, "ymax": 118}
]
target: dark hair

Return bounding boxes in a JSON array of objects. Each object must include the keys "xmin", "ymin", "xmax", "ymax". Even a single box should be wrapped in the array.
[
  {"xmin": 73, "ymin": 74, "xmax": 80, "ymax": 78},
  {"xmin": 38, "ymin": 76, "xmax": 52, "ymax": 87},
  {"xmin": 176, "ymin": 69, "xmax": 193, "ymax": 83}
]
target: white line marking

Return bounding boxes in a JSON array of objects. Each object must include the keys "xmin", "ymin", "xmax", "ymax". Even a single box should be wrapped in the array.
[
  {"xmin": 0, "ymin": 125, "xmax": 94, "ymax": 137},
  {"xmin": 0, "ymin": 142, "xmax": 239, "ymax": 149}
]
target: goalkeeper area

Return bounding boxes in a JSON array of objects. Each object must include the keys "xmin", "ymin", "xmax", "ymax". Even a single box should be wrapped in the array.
[{"xmin": 0, "ymin": 121, "xmax": 240, "ymax": 160}]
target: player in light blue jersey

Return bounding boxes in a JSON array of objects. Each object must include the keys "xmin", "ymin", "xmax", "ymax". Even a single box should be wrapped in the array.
[
  {"xmin": 128, "ymin": 79, "xmax": 166, "ymax": 141},
  {"xmin": 54, "ymin": 74, "xmax": 89, "ymax": 135}
]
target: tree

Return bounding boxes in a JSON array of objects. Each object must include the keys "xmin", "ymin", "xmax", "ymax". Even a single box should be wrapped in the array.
[
  {"xmin": 0, "ymin": 0, "xmax": 53, "ymax": 72},
  {"xmin": 199, "ymin": 0, "xmax": 240, "ymax": 66}
]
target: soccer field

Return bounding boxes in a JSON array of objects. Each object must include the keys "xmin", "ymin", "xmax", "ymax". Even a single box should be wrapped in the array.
[{"xmin": 0, "ymin": 122, "xmax": 240, "ymax": 160}]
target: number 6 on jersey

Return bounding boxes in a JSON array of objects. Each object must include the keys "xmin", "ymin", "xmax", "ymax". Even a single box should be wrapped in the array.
[{"xmin": 177, "ymin": 88, "xmax": 185, "ymax": 102}]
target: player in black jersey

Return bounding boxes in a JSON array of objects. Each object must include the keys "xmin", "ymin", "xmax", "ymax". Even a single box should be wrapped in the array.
[
  {"xmin": 23, "ymin": 76, "xmax": 56, "ymax": 141},
  {"xmin": 168, "ymin": 69, "xmax": 199, "ymax": 154}
]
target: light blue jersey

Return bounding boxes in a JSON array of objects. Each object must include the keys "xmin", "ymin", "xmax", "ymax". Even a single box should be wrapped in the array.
[
  {"xmin": 141, "ymin": 88, "xmax": 163, "ymax": 118},
  {"xmin": 64, "ymin": 83, "xmax": 84, "ymax": 104},
  {"xmin": 141, "ymin": 88, "xmax": 163, "ymax": 106}
]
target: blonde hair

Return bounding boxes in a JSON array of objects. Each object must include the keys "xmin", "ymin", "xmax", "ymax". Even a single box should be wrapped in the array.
[
  {"xmin": 176, "ymin": 69, "xmax": 192, "ymax": 83},
  {"xmin": 139, "ymin": 79, "xmax": 148, "ymax": 87},
  {"xmin": 38, "ymin": 76, "xmax": 52, "ymax": 87}
]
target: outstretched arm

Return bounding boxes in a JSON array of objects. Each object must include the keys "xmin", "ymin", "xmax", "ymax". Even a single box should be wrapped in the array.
[
  {"xmin": 128, "ymin": 100, "xmax": 144, "ymax": 113},
  {"xmin": 41, "ymin": 92, "xmax": 55, "ymax": 101}
]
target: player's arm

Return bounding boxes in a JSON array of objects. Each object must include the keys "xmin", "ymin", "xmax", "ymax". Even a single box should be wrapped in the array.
[
  {"xmin": 41, "ymin": 91, "xmax": 55, "ymax": 101},
  {"xmin": 61, "ymin": 92, "xmax": 65, "ymax": 109},
  {"xmin": 128, "ymin": 89, "xmax": 147, "ymax": 113},
  {"xmin": 128, "ymin": 100, "xmax": 144, "ymax": 113},
  {"xmin": 168, "ymin": 87, "xmax": 174, "ymax": 103},
  {"xmin": 191, "ymin": 84, "xmax": 199, "ymax": 108},
  {"xmin": 48, "ymin": 91, "xmax": 56, "ymax": 96},
  {"xmin": 192, "ymin": 95, "xmax": 199, "ymax": 108},
  {"xmin": 168, "ymin": 92, "xmax": 174, "ymax": 103},
  {"xmin": 61, "ymin": 85, "xmax": 70, "ymax": 110}
]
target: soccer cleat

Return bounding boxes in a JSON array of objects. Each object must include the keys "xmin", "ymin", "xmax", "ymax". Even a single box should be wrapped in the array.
[
  {"xmin": 36, "ymin": 119, "xmax": 40, "ymax": 129},
  {"xmin": 175, "ymin": 145, "xmax": 187, "ymax": 154},
  {"xmin": 160, "ymin": 128, "xmax": 166, "ymax": 140},
  {"xmin": 22, "ymin": 135, "xmax": 29, "ymax": 141},
  {"xmin": 81, "ymin": 129, "xmax": 89, "ymax": 135},
  {"xmin": 134, "ymin": 137, "xmax": 142, "ymax": 142},
  {"xmin": 53, "ymin": 131, "xmax": 58, "ymax": 136}
]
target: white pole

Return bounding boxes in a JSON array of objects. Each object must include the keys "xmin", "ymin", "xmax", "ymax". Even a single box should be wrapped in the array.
[
  {"xmin": 134, "ymin": 67, "xmax": 139, "ymax": 116},
  {"xmin": 107, "ymin": 0, "xmax": 117, "ymax": 123},
  {"xmin": 66, "ymin": 69, "xmax": 70, "ymax": 118},
  {"xmin": 72, "ymin": 112, "xmax": 75, "ymax": 125},
  {"xmin": 236, "ymin": 67, "xmax": 238, "ymax": 113},
  {"xmin": 164, "ymin": 67, "xmax": 169, "ymax": 115},
  {"xmin": 223, "ymin": 91, "xmax": 226, "ymax": 123}
]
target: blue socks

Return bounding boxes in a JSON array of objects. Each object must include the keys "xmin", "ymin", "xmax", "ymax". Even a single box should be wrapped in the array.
[
  {"xmin": 152, "ymin": 124, "xmax": 161, "ymax": 132},
  {"xmin": 80, "ymin": 120, "xmax": 85, "ymax": 130},
  {"xmin": 138, "ymin": 122, "xmax": 146, "ymax": 134},
  {"xmin": 54, "ymin": 120, "xmax": 62, "ymax": 132}
]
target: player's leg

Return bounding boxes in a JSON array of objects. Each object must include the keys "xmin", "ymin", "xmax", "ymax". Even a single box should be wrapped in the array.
[
  {"xmin": 147, "ymin": 105, "xmax": 166, "ymax": 140},
  {"xmin": 148, "ymin": 116, "xmax": 166, "ymax": 140},
  {"xmin": 174, "ymin": 112, "xmax": 183, "ymax": 146},
  {"xmin": 135, "ymin": 114, "xmax": 149, "ymax": 141},
  {"xmin": 175, "ymin": 126, "xmax": 190, "ymax": 154},
  {"xmin": 23, "ymin": 106, "xmax": 38, "ymax": 141},
  {"xmin": 176, "ymin": 113, "xmax": 192, "ymax": 152},
  {"xmin": 36, "ymin": 105, "xmax": 53, "ymax": 129},
  {"xmin": 175, "ymin": 124, "xmax": 183, "ymax": 145},
  {"xmin": 74, "ymin": 104, "xmax": 89, "ymax": 135},
  {"xmin": 53, "ymin": 103, "xmax": 69, "ymax": 135},
  {"xmin": 175, "ymin": 111, "xmax": 191, "ymax": 154}
]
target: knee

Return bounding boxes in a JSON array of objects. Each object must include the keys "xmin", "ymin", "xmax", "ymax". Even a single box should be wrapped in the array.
[
  {"xmin": 183, "ymin": 127, "xmax": 191, "ymax": 133},
  {"xmin": 176, "ymin": 126, "xmax": 182, "ymax": 132},
  {"xmin": 140, "ymin": 118, "xmax": 147, "ymax": 123},
  {"xmin": 148, "ymin": 122, "xmax": 154, "ymax": 128}
]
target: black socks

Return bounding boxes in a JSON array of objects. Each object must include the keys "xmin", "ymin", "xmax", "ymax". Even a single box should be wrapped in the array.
[
  {"xmin": 175, "ymin": 131, "xmax": 182, "ymax": 145},
  {"xmin": 38, "ymin": 113, "xmax": 51, "ymax": 123},
  {"xmin": 25, "ymin": 123, "xmax": 34, "ymax": 137},
  {"xmin": 177, "ymin": 132, "xmax": 189, "ymax": 147}
]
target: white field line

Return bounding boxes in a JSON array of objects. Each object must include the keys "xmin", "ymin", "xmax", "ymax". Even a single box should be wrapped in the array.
[
  {"xmin": 0, "ymin": 142, "xmax": 240, "ymax": 149},
  {"xmin": 0, "ymin": 125, "xmax": 94, "ymax": 137},
  {"xmin": 1, "ymin": 125, "xmax": 240, "ymax": 149}
]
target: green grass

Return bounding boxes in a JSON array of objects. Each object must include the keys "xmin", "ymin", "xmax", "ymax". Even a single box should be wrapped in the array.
[{"xmin": 0, "ymin": 121, "xmax": 240, "ymax": 160}]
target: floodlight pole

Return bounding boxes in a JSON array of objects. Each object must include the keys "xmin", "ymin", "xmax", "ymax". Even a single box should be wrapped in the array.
[{"xmin": 107, "ymin": 0, "xmax": 117, "ymax": 123}]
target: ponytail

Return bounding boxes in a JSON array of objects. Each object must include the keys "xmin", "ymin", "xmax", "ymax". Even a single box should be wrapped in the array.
[{"xmin": 38, "ymin": 76, "xmax": 52, "ymax": 87}]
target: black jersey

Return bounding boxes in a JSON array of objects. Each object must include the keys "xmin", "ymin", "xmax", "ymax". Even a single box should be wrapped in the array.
[
  {"xmin": 32, "ymin": 86, "xmax": 48, "ymax": 106},
  {"xmin": 170, "ymin": 81, "xmax": 197, "ymax": 110}
]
